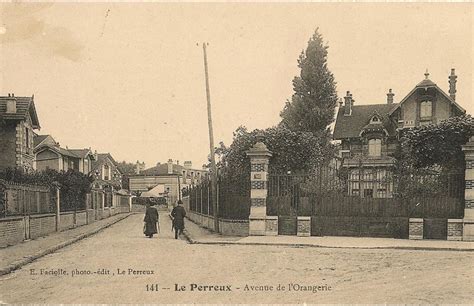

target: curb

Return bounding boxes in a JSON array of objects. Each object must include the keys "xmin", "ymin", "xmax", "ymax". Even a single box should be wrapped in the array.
[
  {"xmin": 0, "ymin": 213, "xmax": 132, "ymax": 276},
  {"xmin": 181, "ymin": 239, "xmax": 474, "ymax": 252}
]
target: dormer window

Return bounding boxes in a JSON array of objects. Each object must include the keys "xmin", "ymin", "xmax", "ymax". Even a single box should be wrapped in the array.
[
  {"xmin": 368, "ymin": 139, "xmax": 382, "ymax": 157},
  {"xmin": 370, "ymin": 116, "xmax": 380, "ymax": 124},
  {"xmin": 420, "ymin": 100, "xmax": 432, "ymax": 118}
]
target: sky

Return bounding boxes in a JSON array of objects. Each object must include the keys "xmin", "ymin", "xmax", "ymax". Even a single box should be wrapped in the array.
[{"xmin": 0, "ymin": 3, "xmax": 472, "ymax": 169}]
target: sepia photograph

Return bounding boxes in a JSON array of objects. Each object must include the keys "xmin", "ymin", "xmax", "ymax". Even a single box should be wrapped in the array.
[{"xmin": 0, "ymin": 2, "xmax": 473, "ymax": 304}]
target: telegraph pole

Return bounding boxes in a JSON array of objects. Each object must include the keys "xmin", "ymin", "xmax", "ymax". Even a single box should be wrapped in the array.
[{"xmin": 202, "ymin": 42, "xmax": 219, "ymax": 232}]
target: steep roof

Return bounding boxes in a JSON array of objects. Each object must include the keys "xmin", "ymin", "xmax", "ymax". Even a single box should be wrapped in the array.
[
  {"xmin": 389, "ymin": 76, "xmax": 466, "ymax": 115},
  {"xmin": 91, "ymin": 153, "xmax": 121, "ymax": 174},
  {"xmin": 68, "ymin": 149, "xmax": 94, "ymax": 159},
  {"xmin": 0, "ymin": 95, "xmax": 40, "ymax": 129},
  {"xmin": 35, "ymin": 143, "xmax": 79, "ymax": 158},
  {"xmin": 139, "ymin": 163, "xmax": 184, "ymax": 176},
  {"xmin": 333, "ymin": 103, "xmax": 399, "ymax": 139},
  {"xmin": 34, "ymin": 135, "xmax": 49, "ymax": 147}
]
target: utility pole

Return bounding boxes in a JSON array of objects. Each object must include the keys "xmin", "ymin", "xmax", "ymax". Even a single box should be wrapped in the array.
[{"xmin": 202, "ymin": 42, "xmax": 219, "ymax": 232}]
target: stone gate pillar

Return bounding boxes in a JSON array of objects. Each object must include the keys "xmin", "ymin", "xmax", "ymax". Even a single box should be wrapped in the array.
[
  {"xmin": 246, "ymin": 133, "xmax": 272, "ymax": 236},
  {"xmin": 462, "ymin": 136, "xmax": 474, "ymax": 241}
]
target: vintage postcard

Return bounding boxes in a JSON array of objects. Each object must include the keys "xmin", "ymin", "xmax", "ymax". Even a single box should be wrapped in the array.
[{"xmin": 0, "ymin": 2, "xmax": 473, "ymax": 304}]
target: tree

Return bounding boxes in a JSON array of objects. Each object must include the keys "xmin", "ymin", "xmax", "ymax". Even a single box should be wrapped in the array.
[
  {"xmin": 399, "ymin": 115, "xmax": 474, "ymax": 171},
  {"xmin": 216, "ymin": 125, "xmax": 334, "ymax": 193},
  {"xmin": 280, "ymin": 28, "xmax": 338, "ymax": 138},
  {"xmin": 117, "ymin": 161, "xmax": 137, "ymax": 175}
]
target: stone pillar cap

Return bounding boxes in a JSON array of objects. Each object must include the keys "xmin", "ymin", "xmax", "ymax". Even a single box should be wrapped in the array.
[{"xmin": 246, "ymin": 141, "xmax": 272, "ymax": 157}]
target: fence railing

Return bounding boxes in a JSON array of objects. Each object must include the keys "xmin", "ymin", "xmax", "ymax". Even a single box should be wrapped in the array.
[
  {"xmin": 189, "ymin": 176, "xmax": 250, "ymax": 220},
  {"xmin": 0, "ymin": 179, "xmax": 53, "ymax": 217},
  {"xmin": 267, "ymin": 165, "xmax": 465, "ymax": 219}
]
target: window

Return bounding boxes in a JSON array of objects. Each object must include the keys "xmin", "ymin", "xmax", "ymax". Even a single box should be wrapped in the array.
[
  {"xmin": 370, "ymin": 116, "xmax": 380, "ymax": 124},
  {"xmin": 420, "ymin": 101, "xmax": 432, "ymax": 118},
  {"xmin": 368, "ymin": 139, "xmax": 382, "ymax": 157},
  {"xmin": 104, "ymin": 164, "xmax": 110, "ymax": 180},
  {"xmin": 25, "ymin": 128, "xmax": 30, "ymax": 148}
]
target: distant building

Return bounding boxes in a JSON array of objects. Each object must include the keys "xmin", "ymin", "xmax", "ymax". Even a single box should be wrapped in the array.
[
  {"xmin": 129, "ymin": 159, "xmax": 208, "ymax": 203},
  {"xmin": 0, "ymin": 94, "xmax": 40, "ymax": 172},
  {"xmin": 91, "ymin": 153, "xmax": 123, "ymax": 189},
  {"xmin": 333, "ymin": 69, "xmax": 466, "ymax": 198},
  {"xmin": 34, "ymin": 135, "xmax": 96, "ymax": 174}
]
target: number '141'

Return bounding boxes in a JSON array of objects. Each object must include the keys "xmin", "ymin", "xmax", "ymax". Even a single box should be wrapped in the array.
[{"xmin": 146, "ymin": 284, "xmax": 159, "ymax": 291}]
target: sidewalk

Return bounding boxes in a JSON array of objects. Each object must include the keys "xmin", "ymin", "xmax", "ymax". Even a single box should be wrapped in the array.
[
  {"xmin": 183, "ymin": 218, "xmax": 474, "ymax": 251},
  {"xmin": 0, "ymin": 213, "xmax": 132, "ymax": 276}
]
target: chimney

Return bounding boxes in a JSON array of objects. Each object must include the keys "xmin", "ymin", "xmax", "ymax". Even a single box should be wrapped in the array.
[
  {"xmin": 184, "ymin": 161, "xmax": 192, "ymax": 169},
  {"xmin": 449, "ymin": 68, "xmax": 457, "ymax": 101},
  {"xmin": 167, "ymin": 159, "xmax": 173, "ymax": 174},
  {"xmin": 136, "ymin": 161, "xmax": 141, "ymax": 174},
  {"xmin": 6, "ymin": 93, "xmax": 17, "ymax": 114},
  {"xmin": 338, "ymin": 98, "xmax": 343, "ymax": 108},
  {"xmin": 344, "ymin": 91, "xmax": 352, "ymax": 116},
  {"xmin": 387, "ymin": 89, "xmax": 394, "ymax": 104}
]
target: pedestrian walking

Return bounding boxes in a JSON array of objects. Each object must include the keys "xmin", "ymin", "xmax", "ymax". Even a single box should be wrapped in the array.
[
  {"xmin": 171, "ymin": 200, "xmax": 186, "ymax": 239},
  {"xmin": 143, "ymin": 202, "xmax": 159, "ymax": 238}
]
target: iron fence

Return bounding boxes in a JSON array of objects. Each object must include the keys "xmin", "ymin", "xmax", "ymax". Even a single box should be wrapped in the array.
[
  {"xmin": 189, "ymin": 175, "xmax": 250, "ymax": 220},
  {"xmin": 267, "ymin": 165, "xmax": 465, "ymax": 219}
]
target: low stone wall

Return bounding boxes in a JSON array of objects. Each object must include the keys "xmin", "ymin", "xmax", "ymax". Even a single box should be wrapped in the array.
[
  {"xmin": 0, "ymin": 205, "xmax": 129, "ymax": 248},
  {"xmin": 86, "ymin": 209, "xmax": 95, "ymax": 224},
  {"xmin": 119, "ymin": 206, "xmax": 130, "ymax": 214},
  {"xmin": 0, "ymin": 216, "xmax": 25, "ymax": 247},
  {"xmin": 76, "ymin": 211, "xmax": 87, "ymax": 227},
  {"xmin": 104, "ymin": 207, "xmax": 111, "ymax": 218},
  {"xmin": 409, "ymin": 218, "xmax": 423, "ymax": 240},
  {"xmin": 132, "ymin": 204, "xmax": 146, "ymax": 213},
  {"xmin": 187, "ymin": 211, "xmax": 248, "ymax": 236},
  {"xmin": 59, "ymin": 212, "xmax": 75, "ymax": 231},
  {"xmin": 448, "ymin": 219, "xmax": 463, "ymax": 241},
  {"xmin": 30, "ymin": 214, "xmax": 56, "ymax": 239},
  {"xmin": 218, "ymin": 219, "xmax": 248, "ymax": 236}
]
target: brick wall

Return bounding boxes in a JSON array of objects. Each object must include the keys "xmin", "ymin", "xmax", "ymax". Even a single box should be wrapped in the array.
[
  {"xmin": 59, "ymin": 212, "xmax": 75, "ymax": 231},
  {"xmin": 86, "ymin": 209, "xmax": 95, "ymax": 224},
  {"xmin": 447, "ymin": 219, "xmax": 463, "ymax": 241},
  {"xmin": 30, "ymin": 214, "xmax": 56, "ymax": 239},
  {"xmin": 187, "ymin": 211, "xmax": 249, "ymax": 236},
  {"xmin": 0, "ymin": 216, "xmax": 25, "ymax": 247},
  {"xmin": 218, "ymin": 219, "xmax": 248, "ymax": 236},
  {"xmin": 409, "ymin": 218, "xmax": 423, "ymax": 240},
  {"xmin": 0, "ymin": 206, "xmax": 128, "ymax": 248},
  {"xmin": 76, "ymin": 211, "xmax": 87, "ymax": 226}
]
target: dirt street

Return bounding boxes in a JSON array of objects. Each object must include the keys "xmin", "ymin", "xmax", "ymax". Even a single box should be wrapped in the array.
[{"xmin": 0, "ymin": 213, "xmax": 472, "ymax": 304}]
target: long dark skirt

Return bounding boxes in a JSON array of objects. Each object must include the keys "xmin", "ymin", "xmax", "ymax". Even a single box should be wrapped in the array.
[{"xmin": 144, "ymin": 221, "xmax": 158, "ymax": 236}]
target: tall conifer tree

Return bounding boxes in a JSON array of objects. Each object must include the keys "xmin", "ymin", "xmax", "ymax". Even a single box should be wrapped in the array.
[{"xmin": 280, "ymin": 29, "xmax": 338, "ymax": 137}]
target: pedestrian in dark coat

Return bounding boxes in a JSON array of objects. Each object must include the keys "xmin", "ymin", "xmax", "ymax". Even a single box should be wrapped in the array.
[
  {"xmin": 171, "ymin": 200, "xmax": 186, "ymax": 239},
  {"xmin": 144, "ymin": 202, "xmax": 159, "ymax": 238}
]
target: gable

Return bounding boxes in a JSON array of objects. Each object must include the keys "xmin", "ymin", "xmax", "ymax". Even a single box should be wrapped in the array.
[
  {"xmin": 389, "ymin": 82, "xmax": 465, "ymax": 116},
  {"xmin": 36, "ymin": 147, "xmax": 60, "ymax": 160},
  {"xmin": 0, "ymin": 96, "xmax": 40, "ymax": 129}
]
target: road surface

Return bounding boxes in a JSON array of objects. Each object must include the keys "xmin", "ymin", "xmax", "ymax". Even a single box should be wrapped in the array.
[{"xmin": 0, "ymin": 213, "xmax": 472, "ymax": 304}]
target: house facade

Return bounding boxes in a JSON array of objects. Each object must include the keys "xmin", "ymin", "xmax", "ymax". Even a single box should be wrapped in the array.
[
  {"xmin": 0, "ymin": 94, "xmax": 40, "ymax": 172},
  {"xmin": 333, "ymin": 69, "xmax": 466, "ymax": 198},
  {"xmin": 129, "ymin": 159, "xmax": 208, "ymax": 203},
  {"xmin": 34, "ymin": 135, "xmax": 96, "ymax": 174},
  {"xmin": 91, "ymin": 153, "xmax": 123, "ymax": 189}
]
